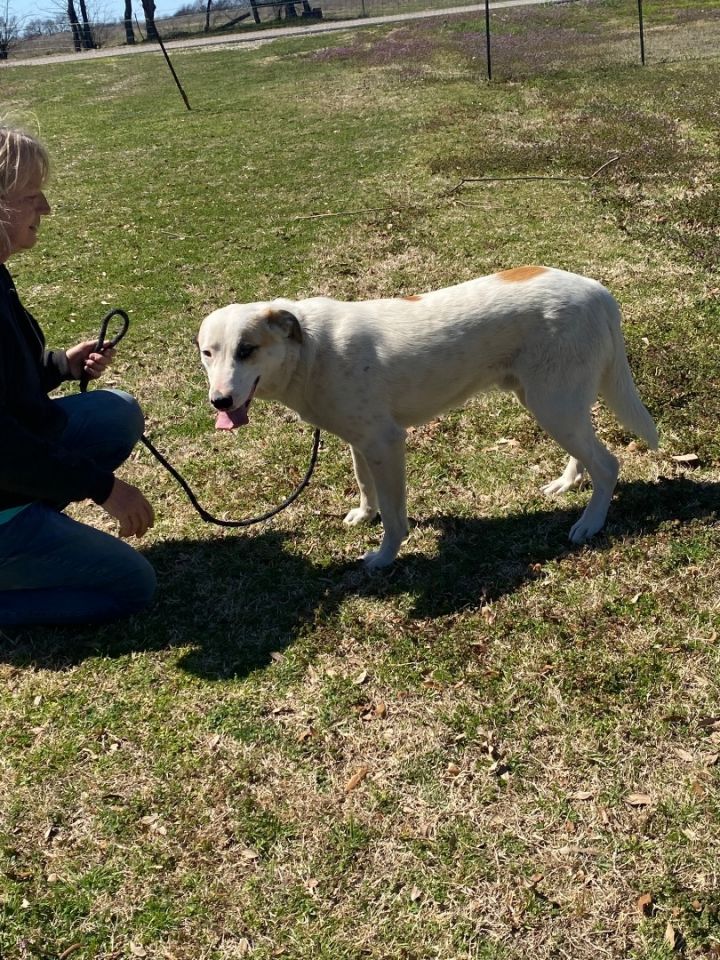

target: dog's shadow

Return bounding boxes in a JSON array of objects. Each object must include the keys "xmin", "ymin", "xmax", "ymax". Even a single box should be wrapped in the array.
[{"xmin": 1, "ymin": 476, "xmax": 716, "ymax": 678}]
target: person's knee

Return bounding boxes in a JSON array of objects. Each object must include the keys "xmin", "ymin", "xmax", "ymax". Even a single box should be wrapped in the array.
[
  {"xmin": 125, "ymin": 554, "xmax": 157, "ymax": 614},
  {"xmin": 110, "ymin": 548, "xmax": 157, "ymax": 616},
  {"xmin": 106, "ymin": 389, "xmax": 145, "ymax": 446}
]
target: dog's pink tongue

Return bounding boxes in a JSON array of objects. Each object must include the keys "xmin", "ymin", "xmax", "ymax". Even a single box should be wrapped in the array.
[{"xmin": 215, "ymin": 407, "xmax": 249, "ymax": 430}]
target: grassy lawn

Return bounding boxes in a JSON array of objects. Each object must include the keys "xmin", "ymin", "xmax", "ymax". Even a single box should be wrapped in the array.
[{"xmin": 1, "ymin": 1, "xmax": 719, "ymax": 957}]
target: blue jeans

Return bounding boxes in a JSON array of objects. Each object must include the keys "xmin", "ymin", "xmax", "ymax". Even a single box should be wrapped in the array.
[{"xmin": 0, "ymin": 389, "xmax": 156, "ymax": 627}]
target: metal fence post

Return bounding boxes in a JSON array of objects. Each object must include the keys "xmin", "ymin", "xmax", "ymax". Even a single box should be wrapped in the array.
[
  {"xmin": 485, "ymin": 0, "xmax": 492, "ymax": 80},
  {"xmin": 638, "ymin": 0, "xmax": 646, "ymax": 65}
]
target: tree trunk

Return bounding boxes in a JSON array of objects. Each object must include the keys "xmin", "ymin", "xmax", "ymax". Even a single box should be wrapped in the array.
[
  {"xmin": 67, "ymin": 0, "xmax": 82, "ymax": 51},
  {"xmin": 77, "ymin": 0, "xmax": 95, "ymax": 48},
  {"xmin": 204, "ymin": 0, "xmax": 212, "ymax": 32},
  {"xmin": 124, "ymin": 0, "xmax": 135, "ymax": 43},
  {"xmin": 141, "ymin": 0, "xmax": 160, "ymax": 41}
]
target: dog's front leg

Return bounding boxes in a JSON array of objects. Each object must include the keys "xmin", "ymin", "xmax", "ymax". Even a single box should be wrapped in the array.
[
  {"xmin": 344, "ymin": 446, "xmax": 380, "ymax": 526},
  {"xmin": 359, "ymin": 430, "xmax": 409, "ymax": 570}
]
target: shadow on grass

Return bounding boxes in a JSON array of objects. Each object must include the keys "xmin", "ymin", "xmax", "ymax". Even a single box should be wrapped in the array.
[{"xmin": 1, "ymin": 476, "xmax": 716, "ymax": 678}]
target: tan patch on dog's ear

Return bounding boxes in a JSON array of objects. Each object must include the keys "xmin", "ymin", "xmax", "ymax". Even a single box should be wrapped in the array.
[
  {"xmin": 267, "ymin": 308, "xmax": 302, "ymax": 343},
  {"xmin": 497, "ymin": 266, "xmax": 548, "ymax": 283}
]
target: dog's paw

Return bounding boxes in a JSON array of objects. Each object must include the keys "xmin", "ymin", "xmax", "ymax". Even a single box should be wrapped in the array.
[
  {"xmin": 344, "ymin": 507, "xmax": 379, "ymax": 527},
  {"xmin": 542, "ymin": 475, "xmax": 585, "ymax": 497},
  {"xmin": 362, "ymin": 548, "xmax": 396, "ymax": 570},
  {"xmin": 568, "ymin": 515, "xmax": 604, "ymax": 544}
]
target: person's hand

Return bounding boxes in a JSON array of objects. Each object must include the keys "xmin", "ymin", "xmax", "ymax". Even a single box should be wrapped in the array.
[
  {"xmin": 100, "ymin": 477, "xmax": 155, "ymax": 539},
  {"xmin": 66, "ymin": 340, "xmax": 116, "ymax": 381}
]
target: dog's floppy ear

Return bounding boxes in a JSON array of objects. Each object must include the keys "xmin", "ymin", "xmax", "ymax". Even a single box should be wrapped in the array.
[{"xmin": 267, "ymin": 308, "xmax": 303, "ymax": 343}]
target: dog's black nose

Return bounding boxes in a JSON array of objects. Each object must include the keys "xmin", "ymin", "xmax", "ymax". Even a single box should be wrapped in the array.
[{"xmin": 212, "ymin": 395, "xmax": 233, "ymax": 410}]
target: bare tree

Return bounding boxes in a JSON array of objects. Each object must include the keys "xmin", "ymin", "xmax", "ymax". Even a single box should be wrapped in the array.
[
  {"xmin": 140, "ymin": 0, "xmax": 159, "ymax": 40},
  {"xmin": 66, "ymin": 0, "xmax": 83, "ymax": 50},
  {"xmin": 123, "ymin": 0, "xmax": 135, "ymax": 43},
  {"xmin": 0, "ymin": 0, "xmax": 18, "ymax": 58},
  {"xmin": 77, "ymin": 0, "xmax": 96, "ymax": 46},
  {"xmin": 23, "ymin": 15, "xmax": 68, "ymax": 36}
]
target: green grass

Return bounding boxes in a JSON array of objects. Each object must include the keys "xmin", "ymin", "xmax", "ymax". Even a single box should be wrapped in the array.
[{"xmin": 1, "ymin": 2, "xmax": 720, "ymax": 958}]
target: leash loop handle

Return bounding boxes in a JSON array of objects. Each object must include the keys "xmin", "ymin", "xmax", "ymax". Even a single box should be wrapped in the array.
[{"xmin": 80, "ymin": 308, "xmax": 130, "ymax": 392}]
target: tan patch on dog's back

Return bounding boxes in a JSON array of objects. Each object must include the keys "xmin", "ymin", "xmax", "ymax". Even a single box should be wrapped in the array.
[
  {"xmin": 402, "ymin": 295, "xmax": 423, "ymax": 302},
  {"xmin": 496, "ymin": 266, "xmax": 548, "ymax": 284}
]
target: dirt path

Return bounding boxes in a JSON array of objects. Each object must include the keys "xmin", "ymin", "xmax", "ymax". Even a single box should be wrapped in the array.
[{"xmin": 3, "ymin": 0, "xmax": 563, "ymax": 68}]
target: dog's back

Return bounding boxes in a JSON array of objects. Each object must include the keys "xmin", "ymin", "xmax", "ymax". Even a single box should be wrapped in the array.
[{"xmin": 295, "ymin": 267, "xmax": 623, "ymax": 429}]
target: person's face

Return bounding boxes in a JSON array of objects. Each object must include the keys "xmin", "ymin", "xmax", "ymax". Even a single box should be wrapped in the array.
[{"xmin": 2, "ymin": 174, "xmax": 51, "ymax": 261}]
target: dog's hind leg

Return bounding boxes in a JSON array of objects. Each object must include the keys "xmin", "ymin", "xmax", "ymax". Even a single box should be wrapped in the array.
[
  {"xmin": 515, "ymin": 388, "xmax": 586, "ymax": 495},
  {"xmin": 525, "ymin": 389, "xmax": 619, "ymax": 543},
  {"xmin": 358, "ymin": 429, "xmax": 409, "ymax": 569},
  {"xmin": 344, "ymin": 446, "xmax": 380, "ymax": 526}
]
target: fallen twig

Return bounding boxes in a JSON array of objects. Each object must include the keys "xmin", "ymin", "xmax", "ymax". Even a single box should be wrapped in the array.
[
  {"xmin": 291, "ymin": 157, "xmax": 622, "ymax": 221},
  {"xmin": 292, "ymin": 206, "xmax": 396, "ymax": 221},
  {"xmin": 446, "ymin": 155, "xmax": 621, "ymax": 195}
]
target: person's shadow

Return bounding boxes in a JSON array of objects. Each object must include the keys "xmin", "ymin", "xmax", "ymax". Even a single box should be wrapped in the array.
[{"xmin": 1, "ymin": 476, "xmax": 716, "ymax": 678}]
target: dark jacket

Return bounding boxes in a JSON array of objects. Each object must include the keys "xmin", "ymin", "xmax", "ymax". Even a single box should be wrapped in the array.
[{"xmin": 0, "ymin": 264, "xmax": 114, "ymax": 510}]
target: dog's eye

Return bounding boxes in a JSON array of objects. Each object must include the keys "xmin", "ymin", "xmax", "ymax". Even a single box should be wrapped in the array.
[
  {"xmin": 236, "ymin": 344, "xmax": 257, "ymax": 361},
  {"xmin": 201, "ymin": 349, "xmax": 212, "ymax": 358}
]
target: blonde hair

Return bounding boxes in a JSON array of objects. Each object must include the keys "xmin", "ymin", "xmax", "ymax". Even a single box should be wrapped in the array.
[{"xmin": 0, "ymin": 124, "xmax": 50, "ymax": 258}]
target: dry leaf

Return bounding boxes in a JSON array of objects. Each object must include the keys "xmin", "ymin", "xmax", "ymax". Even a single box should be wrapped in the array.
[
  {"xmin": 344, "ymin": 765, "xmax": 369, "ymax": 793},
  {"xmin": 44, "ymin": 825, "xmax": 60, "ymax": 843},
  {"xmin": 675, "ymin": 748, "xmax": 694, "ymax": 763},
  {"xmin": 480, "ymin": 605, "xmax": 495, "ymax": 623},
  {"xmin": 637, "ymin": 892, "xmax": 654, "ymax": 916},
  {"xmin": 664, "ymin": 923, "xmax": 677, "ymax": 949},
  {"xmin": 446, "ymin": 762, "xmax": 461, "ymax": 777},
  {"xmin": 698, "ymin": 716, "xmax": 720, "ymax": 730},
  {"xmin": 625, "ymin": 793, "xmax": 653, "ymax": 807},
  {"xmin": 569, "ymin": 790, "xmax": 594, "ymax": 801},
  {"xmin": 374, "ymin": 701, "xmax": 387, "ymax": 719},
  {"xmin": 671, "ymin": 453, "xmax": 700, "ymax": 467},
  {"xmin": 409, "ymin": 885, "xmax": 423, "ymax": 902},
  {"xmin": 353, "ymin": 670, "xmax": 369, "ymax": 685}
]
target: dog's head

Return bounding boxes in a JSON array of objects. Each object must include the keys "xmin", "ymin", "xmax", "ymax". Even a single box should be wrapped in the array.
[{"xmin": 196, "ymin": 301, "xmax": 302, "ymax": 430}]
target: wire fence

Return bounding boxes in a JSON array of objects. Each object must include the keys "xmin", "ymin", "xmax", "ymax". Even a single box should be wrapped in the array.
[{"xmin": 2, "ymin": 0, "xmax": 720, "ymax": 71}]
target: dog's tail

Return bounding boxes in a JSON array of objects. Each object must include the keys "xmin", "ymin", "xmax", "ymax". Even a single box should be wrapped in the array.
[{"xmin": 600, "ymin": 298, "xmax": 659, "ymax": 449}]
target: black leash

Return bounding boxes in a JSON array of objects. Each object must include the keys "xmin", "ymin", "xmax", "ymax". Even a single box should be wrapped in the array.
[{"xmin": 81, "ymin": 308, "xmax": 321, "ymax": 528}]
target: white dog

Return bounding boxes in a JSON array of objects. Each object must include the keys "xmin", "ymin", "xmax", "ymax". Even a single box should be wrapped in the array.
[{"xmin": 197, "ymin": 266, "xmax": 658, "ymax": 568}]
